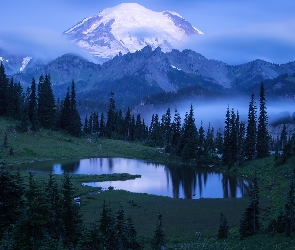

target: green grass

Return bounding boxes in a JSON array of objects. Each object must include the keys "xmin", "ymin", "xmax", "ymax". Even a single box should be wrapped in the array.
[
  {"xmin": 0, "ymin": 117, "xmax": 168, "ymax": 164},
  {"xmin": 1, "ymin": 117, "xmax": 295, "ymax": 249}
]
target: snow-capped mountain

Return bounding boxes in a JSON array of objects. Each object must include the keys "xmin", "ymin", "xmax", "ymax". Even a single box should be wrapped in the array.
[{"xmin": 64, "ymin": 3, "xmax": 203, "ymax": 61}]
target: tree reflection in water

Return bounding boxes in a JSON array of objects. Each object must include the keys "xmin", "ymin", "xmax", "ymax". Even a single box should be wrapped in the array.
[
  {"xmin": 12, "ymin": 158, "xmax": 250, "ymax": 199},
  {"xmin": 166, "ymin": 165, "xmax": 250, "ymax": 199}
]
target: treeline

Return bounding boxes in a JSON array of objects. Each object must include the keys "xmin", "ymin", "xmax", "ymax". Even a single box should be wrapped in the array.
[
  {"xmin": 0, "ymin": 168, "xmax": 151, "ymax": 249},
  {"xmin": 85, "ymin": 84, "xmax": 271, "ymax": 166},
  {"xmin": 0, "ymin": 63, "xmax": 81, "ymax": 136}
]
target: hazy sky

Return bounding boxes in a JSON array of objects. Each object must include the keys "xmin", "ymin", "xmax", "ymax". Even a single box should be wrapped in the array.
[{"xmin": 0, "ymin": 0, "xmax": 294, "ymax": 64}]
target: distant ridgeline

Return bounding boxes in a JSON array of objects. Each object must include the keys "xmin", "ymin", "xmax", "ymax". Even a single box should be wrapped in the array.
[{"xmin": 6, "ymin": 46, "xmax": 295, "ymax": 113}]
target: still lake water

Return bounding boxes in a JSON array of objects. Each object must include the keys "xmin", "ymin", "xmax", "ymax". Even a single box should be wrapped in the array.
[{"xmin": 14, "ymin": 158, "xmax": 250, "ymax": 199}]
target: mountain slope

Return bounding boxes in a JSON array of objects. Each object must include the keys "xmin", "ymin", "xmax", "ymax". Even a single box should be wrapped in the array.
[
  {"xmin": 64, "ymin": 3, "xmax": 203, "ymax": 61},
  {"xmin": 12, "ymin": 47, "xmax": 295, "ymax": 109}
]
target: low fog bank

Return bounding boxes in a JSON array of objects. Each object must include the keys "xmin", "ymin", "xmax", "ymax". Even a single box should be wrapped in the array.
[{"xmin": 135, "ymin": 98, "xmax": 295, "ymax": 136}]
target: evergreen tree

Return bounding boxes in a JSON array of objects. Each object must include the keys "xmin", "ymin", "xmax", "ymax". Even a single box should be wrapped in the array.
[
  {"xmin": 69, "ymin": 80, "xmax": 82, "ymax": 136},
  {"xmin": 92, "ymin": 112, "xmax": 99, "ymax": 134},
  {"xmin": 45, "ymin": 172, "xmax": 62, "ymax": 240},
  {"xmin": 0, "ymin": 62, "xmax": 8, "ymax": 116},
  {"xmin": 284, "ymin": 171, "xmax": 295, "ymax": 237},
  {"xmin": 37, "ymin": 74, "xmax": 55, "ymax": 129},
  {"xmin": 244, "ymin": 93, "xmax": 257, "ymax": 160},
  {"xmin": 6, "ymin": 79, "xmax": 23, "ymax": 120},
  {"xmin": 125, "ymin": 217, "xmax": 140, "ymax": 250},
  {"xmin": 83, "ymin": 115, "xmax": 89, "ymax": 134},
  {"xmin": 149, "ymin": 113, "xmax": 162, "ymax": 146},
  {"xmin": 59, "ymin": 82, "xmax": 81, "ymax": 136},
  {"xmin": 239, "ymin": 172, "xmax": 260, "ymax": 239},
  {"xmin": 237, "ymin": 121, "xmax": 246, "ymax": 166},
  {"xmin": 115, "ymin": 205, "xmax": 127, "ymax": 249},
  {"xmin": 60, "ymin": 88, "xmax": 71, "ymax": 131},
  {"xmin": 115, "ymin": 109, "xmax": 124, "ymax": 139},
  {"xmin": 257, "ymin": 82, "xmax": 269, "ymax": 158},
  {"xmin": 28, "ymin": 78, "xmax": 38, "ymax": 131},
  {"xmin": 77, "ymin": 220, "xmax": 102, "ymax": 250},
  {"xmin": 106, "ymin": 91, "xmax": 116, "ymax": 138},
  {"xmin": 217, "ymin": 212, "xmax": 229, "ymax": 239},
  {"xmin": 12, "ymin": 172, "xmax": 50, "ymax": 249},
  {"xmin": 124, "ymin": 107, "xmax": 132, "ymax": 140},
  {"xmin": 60, "ymin": 172, "xmax": 82, "ymax": 249},
  {"xmin": 171, "ymin": 108, "xmax": 182, "ymax": 155},
  {"xmin": 223, "ymin": 107, "xmax": 232, "ymax": 166},
  {"xmin": 130, "ymin": 115, "xmax": 136, "ymax": 141},
  {"xmin": 161, "ymin": 108, "xmax": 172, "ymax": 152},
  {"xmin": 99, "ymin": 112, "xmax": 105, "ymax": 136},
  {"xmin": 205, "ymin": 123, "xmax": 215, "ymax": 157},
  {"xmin": 230, "ymin": 109, "xmax": 238, "ymax": 164},
  {"xmin": 179, "ymin": 104, "xmax": 198, "ymax": 161},
  {"xmin": 280, "ymin": 124, "xmax": 288, "ymax": 150},
  {"xmin": 153, "ymin": 212, "xmax": 165, "ymax": 249},
  {"xmin": 99, "ymin": 201, "xmax": 116, "ymax": 249},
  {"xmin": 134, "ymin": 114, "xmax": 143, "ymax": 140},
  {"xmin": 0, "ymin": 168, "xmax": 24, "ymax": 239},
  {"xmin": 215, "ymin": 128, "xmax": 223, "ymax": 154},
  {"xmin": 88, "ymin": 113, "xmax": 93, "ymax": 134},
  {"xmin": 198, "ymin": 121, "xmax": 205, "ymax": 156}
]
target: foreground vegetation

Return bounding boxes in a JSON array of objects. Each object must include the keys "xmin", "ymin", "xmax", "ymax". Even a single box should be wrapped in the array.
[{"xmin": 1, "ymin": 117, "xmax": 295, "ymax": 249}]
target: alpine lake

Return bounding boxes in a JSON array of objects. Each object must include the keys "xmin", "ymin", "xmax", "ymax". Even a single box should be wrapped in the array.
[{"xmin": 10, "ymin": 158, "xmax": 250, "ymax": 199}]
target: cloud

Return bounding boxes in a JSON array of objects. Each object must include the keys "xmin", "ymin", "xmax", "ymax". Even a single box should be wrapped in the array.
[
  {"xmin": 0, "ymin": 27, "xmax": 94, "ymax": 62},
  {"xmin": 177, "ymin": 18, "xmax": 295, "ymax": 65}
]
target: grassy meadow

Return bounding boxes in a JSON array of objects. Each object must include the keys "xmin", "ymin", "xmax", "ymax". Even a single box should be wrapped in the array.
[{"xmin": 1, "ymin": 117, "xmax": 295, "ymax": 249}]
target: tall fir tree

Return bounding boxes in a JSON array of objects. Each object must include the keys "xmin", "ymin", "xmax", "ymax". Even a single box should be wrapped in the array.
[
  {"xmin": 99, "ymin": 201, "xmax": 116, "ymax": 249},
  {"xmin": 284, "ymin": 171, "xmax": 295, "ymax": 237},
  {"xmin": 115, "ymin": 205, "xmax": 127, "ymax": 249},
  {"xmin": 60, "ymin": 172, "xmax": 82, "ymax": 249},
  {"xmin": 6, "ymin": 79, "xmax": 23, "ymax": 119},
  {"xmin": 217, "ymin": 212, "xmax": 229, "ymax": 239},
  {"xmin": 28, "ymin": 78, "xmax": 38, "ymax": 131},
  {"xmin": 37, "ymin": 74, "xmax": 55, "ymax": 129},
  {"xmin": 179, "ymin": 104, "xmax": 198, "ymax": 161},
  {"xmin": 125, "ymin": 217, "xmax": 140, "ymax": 249},
  {"xmin": 134, "ymin": 114, "xmax": 143, "ymax": 140},
  {"xmin": 239, "ymin": 171, "xmax": 260, "ymax": 239},
  {"xmin": 45, "ymin": 172, "xmax": 63, "ymax": 240},
  {"xmin": 69, "ymin": 80, "xmax": 82, "ymax": 136},
  {"xmin": 161, "ymin": 108, "xmax": 172, "ymax": 152},
  {"xmin": 153, "ymin": 212, "xmax": 165, "ymax": 249},
  {"xmin": 149, "ymin": 113, "xmax": 162, "ymax": 146},
  {"xmin": 171, "ymin": 108, "xmax": 182, "ymax": 156},
  {"xmin": 106, "ymin": 91, "xmax": 116, "ymax": 138},
  {"xmin": 280, "ymin": 124, "xmax": 288, "ymax": 150},
  {"xmin": 60, "ymin": 88, "xmax": 71, "ymax": 131},
  {"xmin": 0, "ymin": 62, "xmax": 8, "ymax": 116},
  {"xmin": 100, "ymin": 112, "xmax": 105, "ymax": 136},
  {"xmin": 244, "ymin": 93, "xmax": 257, "ymax": 160},
  {"xmin": 257, "ymin": 82, "xmax": 269, "ymax": 158},
  {"xmin": 237, "ymin": 121, "xmax": 246, "ymax": 166},
  {"xmin": 222, "ymin": 107, "xmax": 231, "ymax": 166},
  {"xmin": 12, "ymin": 172, "xmax": 50, "ymax": 249}
]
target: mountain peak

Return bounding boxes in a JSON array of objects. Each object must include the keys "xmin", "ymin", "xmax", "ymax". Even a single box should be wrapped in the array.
[{"xmin": 64, "ymin": 3, "xmax": 203, "ymax": 61}]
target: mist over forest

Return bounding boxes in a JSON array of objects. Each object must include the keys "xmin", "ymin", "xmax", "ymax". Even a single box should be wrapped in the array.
[{"xmin": 132, "ymin": 95, "xmax": 295, "ymax": 137}]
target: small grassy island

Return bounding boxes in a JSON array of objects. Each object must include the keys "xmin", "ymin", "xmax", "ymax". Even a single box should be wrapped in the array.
[{"xmin": 1, "ymin": 117, "xmax": 295, "ymax": 249}]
